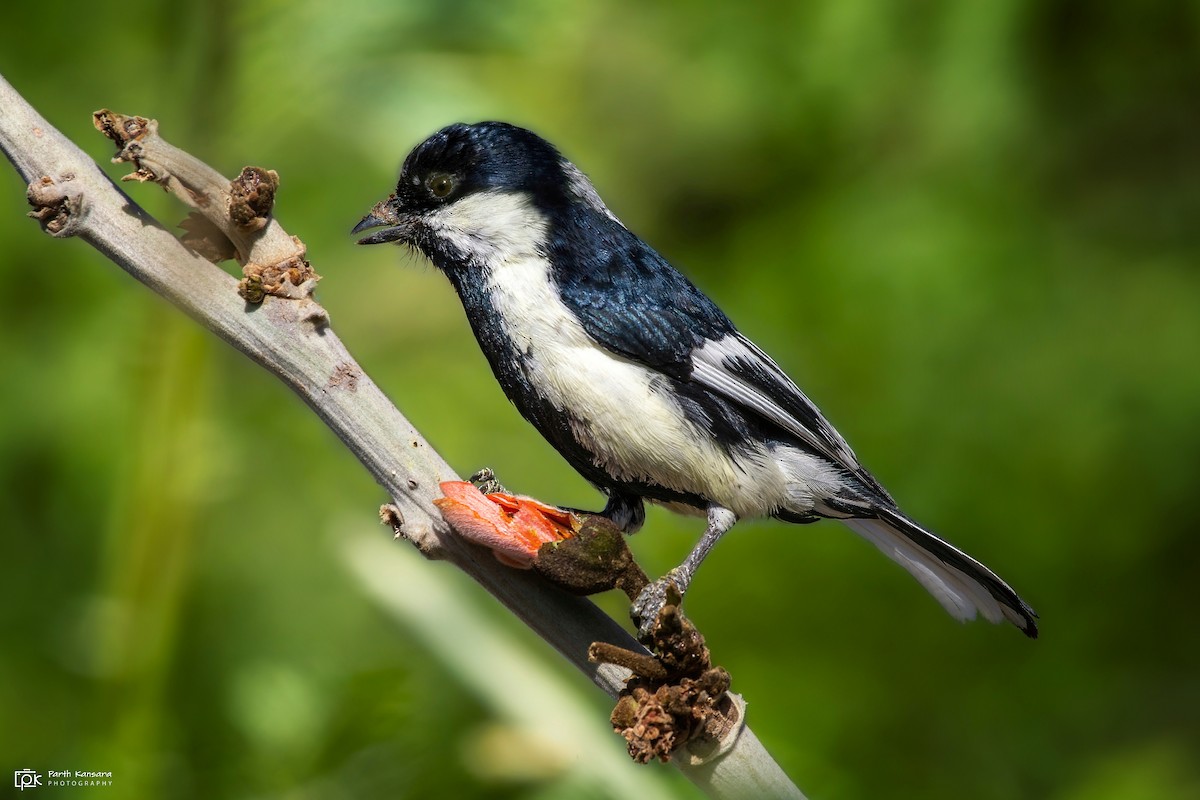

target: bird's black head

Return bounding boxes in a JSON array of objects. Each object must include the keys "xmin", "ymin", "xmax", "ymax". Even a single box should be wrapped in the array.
[
  {"xmin": 402, "ymin": 121, "xmax": 565, "ymax": 204},
  {"xmin": 353, "ymin": 122, "xmax": 617, "ymax": 271}
]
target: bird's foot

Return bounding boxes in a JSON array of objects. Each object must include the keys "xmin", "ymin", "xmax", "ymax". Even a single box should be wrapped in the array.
[
  {"xmin": 631, "ymin": 570, "xmax": 686, "ymax": 640},
  {"xmin": 468, "ymin": 467, "xmax": 507, "ymax": 495}
]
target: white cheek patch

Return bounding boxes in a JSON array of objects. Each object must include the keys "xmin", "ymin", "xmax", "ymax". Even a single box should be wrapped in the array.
[{"xmin": 423, "ymin": 189, "xmax": 551, "ymax": 264}]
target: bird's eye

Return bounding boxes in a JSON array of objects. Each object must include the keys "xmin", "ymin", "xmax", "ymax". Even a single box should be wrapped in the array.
[{"xmin": 427, "ymin": 173, "xmax": 456, "ymax": 199}]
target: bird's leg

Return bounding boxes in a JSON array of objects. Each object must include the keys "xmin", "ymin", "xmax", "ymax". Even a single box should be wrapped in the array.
[
  {"xmin": 600, "ymin": 492, "xmax": 646, "ymax": 534},
  {"xmin": 551, "ymin": 492, "xmax": 645, "ymax": 534},
  {"xmin": 631, "ymin": 505, "xmax": 738, "ymax": 638}
]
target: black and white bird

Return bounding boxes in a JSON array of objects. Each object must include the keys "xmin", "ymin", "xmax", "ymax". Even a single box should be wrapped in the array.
[{"xmin": 354, "ymin": 121, "xmax": 1038, "ymax": 638}]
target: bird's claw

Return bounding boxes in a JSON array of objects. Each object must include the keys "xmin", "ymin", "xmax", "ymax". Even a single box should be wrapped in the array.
[
  {"xmin": 632, "ymin": 570, "xmax": 685, "ymax": 639},
  {"xmin": 468, "ymin": 467, "xmax": 507, "ymax": 495}
]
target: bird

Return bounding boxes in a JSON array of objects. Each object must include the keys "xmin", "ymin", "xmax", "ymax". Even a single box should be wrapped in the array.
[{"xmin": 353, "ymin": 121, "xmax": 1038, "ymax": 638}]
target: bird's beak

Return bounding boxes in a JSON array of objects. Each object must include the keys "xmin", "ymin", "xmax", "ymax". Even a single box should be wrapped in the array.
[{"xmin": 352, "ymin": 195, "xmax": 414, "ymax": 245}]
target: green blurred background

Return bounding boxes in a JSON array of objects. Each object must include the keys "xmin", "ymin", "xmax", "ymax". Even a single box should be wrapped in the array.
[{"xmin": 3, "ymin": 2, "xmax": 1198, "ymax": 798}]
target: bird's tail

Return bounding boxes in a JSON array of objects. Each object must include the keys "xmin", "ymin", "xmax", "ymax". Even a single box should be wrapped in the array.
[{"xmin": 840, "ymin": 507, "xmax": 1038, "ymax": 637}]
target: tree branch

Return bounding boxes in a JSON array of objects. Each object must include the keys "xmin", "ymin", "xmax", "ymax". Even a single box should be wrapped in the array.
[{"xmin": 0, "ymin": 72, "xmax": 805, "ymax": 800}]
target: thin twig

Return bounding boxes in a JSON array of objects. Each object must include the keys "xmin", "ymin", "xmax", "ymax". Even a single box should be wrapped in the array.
[{"xmin": 0, "ymin": 72, "xmax": 806, "ymax": 800}]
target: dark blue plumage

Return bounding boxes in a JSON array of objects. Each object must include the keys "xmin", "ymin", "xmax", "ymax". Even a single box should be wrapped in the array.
[
  {"xmin": 354, "ymin": 121, "xmax": 1038, "ymax": 638},
  {"xmin": 554, "ymin": 239, "xmax": 736, "ymax": 379}
]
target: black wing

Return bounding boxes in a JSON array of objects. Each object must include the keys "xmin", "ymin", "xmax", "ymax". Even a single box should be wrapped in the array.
[
  {"xmin": 553, "ymin": 223, "xmax": 889, "ymax": 498},
  {"xmin": 551, "ymin": 229, "xmax": 736, "ymax": 379},
  {"xmin": 686, "ymin": 331, "xmax": 890, "ymax": 495}
]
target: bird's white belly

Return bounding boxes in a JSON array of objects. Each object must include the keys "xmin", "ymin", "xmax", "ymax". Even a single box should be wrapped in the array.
[
  {"xmin": 487, "ymin": 253, "xmax": 805, "ymax": 518},
  {"xmin": 433, "ymin": 189, "xmax": 840, "ymax": 520}
]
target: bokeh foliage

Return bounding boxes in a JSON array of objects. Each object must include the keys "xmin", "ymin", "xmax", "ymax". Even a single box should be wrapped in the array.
[{"xmin": 2, "ymin": 2, "xmax": 1199, "ymax": 798}]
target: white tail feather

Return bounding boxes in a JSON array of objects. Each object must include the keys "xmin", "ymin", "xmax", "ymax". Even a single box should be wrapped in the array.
[{"xmin": 841, "ymin": 517, "xmax": 1007, "ymax": 625}]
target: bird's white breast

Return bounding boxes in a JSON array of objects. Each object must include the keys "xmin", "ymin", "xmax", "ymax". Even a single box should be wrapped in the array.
[{"xmin": 425, "ymin": 190, "xmax": 839, "ymax": 519}]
